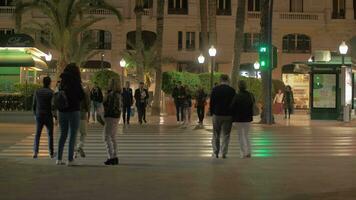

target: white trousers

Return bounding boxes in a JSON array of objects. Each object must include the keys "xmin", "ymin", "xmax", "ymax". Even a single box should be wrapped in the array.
[
  {"xmin": 236, "ymin": 122, "xmax": 251, "ymax": 157},
  {"xmin": 103, "ymin": 117, "xmax": 119, "ymax": 159}
]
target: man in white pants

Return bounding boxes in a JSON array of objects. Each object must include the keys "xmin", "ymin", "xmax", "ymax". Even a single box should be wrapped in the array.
[{"xmin": 230, "ymin": 80, "xmax": 254, "ymax": 158}]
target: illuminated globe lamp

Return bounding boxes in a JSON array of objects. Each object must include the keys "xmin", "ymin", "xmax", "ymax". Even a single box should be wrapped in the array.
[
  {"xmin": 208, "ymin": 46, "xmax": 217, "ymax": 57},
  {"xmin": 45, "ymin": 52, "xmax": 52, "ymax": 62},
  {"xmin": 198, "ymin": 54, "xmax": 205, "ymax": 64},
  {"xmin": 120, "ymin": 58, "xmax": 126, "ymax": 68},
  {"xmin": 339, "ymin": 41, "xmax": 348, "ymax": 65}
]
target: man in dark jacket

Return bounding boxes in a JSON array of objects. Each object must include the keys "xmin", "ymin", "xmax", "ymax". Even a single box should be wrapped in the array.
[
  {"xmin": 209, "ymin": 74, "xmax": 236, "ymax": 159},
  {"xmin": 134, "ymin": 82, "xmax": 149, "ymax": 124},
  {"xmin": 172, "ymin": 81, "xmax": 185, "ymax": 123},
  {"xmin": 32, "ymin": 76, "xmax": 55, "ymax": 159},
  {"xmin": 230, "ymin": 80, "xmax": 254, "ymax": 158},
  {"xmin": 122, "ymin": 81, "xmax": 134, "ymax": 125}
]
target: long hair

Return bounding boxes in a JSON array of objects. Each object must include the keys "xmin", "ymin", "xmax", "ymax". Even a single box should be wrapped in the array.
[
  {"xmin": 63, "ymin": 63, "xmax": 81, "ymax": 82},
  {"xmin": 108, "ymin": 78, "xmax": 121, "ymax": 93}
]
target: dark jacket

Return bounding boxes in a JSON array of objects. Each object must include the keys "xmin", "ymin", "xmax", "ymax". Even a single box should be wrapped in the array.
[
  {"xmin": 283, "ymin": 91, "xmax": 294, "ymax": 109},
  {"xmin": 33, "ymin": 87, "xmax": 54, "ymax": 116},
  {"xmin": 230, "ymin": 90, "xmax": 254, "ymax": 122},
  {"xmin": 184, "ymin": 93, "xmax": 192, "ymax": 107},
  {"xmin": 134, "ymin": 88, "xmax": 149, "ymax": 106},
  {"xmin": 172, "ymin": 86, "xmax": 186, "ymax": 105},
  {"xmin": 104, "ymin": 90, "xmax": 122, "ymax": 118},
  {"xmin": 122, "ymin": 87, "xmax": 134, "ymax": 106},
  {"xmin": 59, "ymin": 71, "xmax": 84, "ymax": 112},
  {"xmin": 209, "ymin": 84, "xmax": 236, "ymax": 116},
  {"xmin": 90, "ymin": 87, "xmax": 103, "ymax": 103},
  {"xmin": 196, "ymin": 90, "xmax": 207, "ymax": 107}
]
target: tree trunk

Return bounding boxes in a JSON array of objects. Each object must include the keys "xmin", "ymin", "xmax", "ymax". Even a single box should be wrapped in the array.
[
  {"xmin": 151, "ymin": 0, "xmax": 165, "ymax": 116},
  {"xmin": 200, "ymin": 0, "xmax": 208, "ymax": 72},
  {"xmin": 135, "ymin": 0, "xmax": 144, "ymax": 82},
  {"xmin": 208, "ymin": 0, "xmax": 217, "ymax": 47},
  {"xmin": 231, "ymin": 0, "xmax": 247, "ymax": 89}
]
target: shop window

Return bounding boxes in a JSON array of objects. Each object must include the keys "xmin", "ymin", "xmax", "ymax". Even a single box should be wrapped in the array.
[
  {"xmin": 0, "ymin": 28, "xmax": 14, "ymax": 35},
  {"xmin": 168, "ymin": 0, "xmax": 188, "ymax": 15},
  {"xmin": 282, "ymin": 34, "xmax": 311, "ymax": 53},
  {"xmin": 290, "ymin": 0, "xmax": 303, "ymax": 12},
  {"xmin": 248, "ymin": 0, "xmax": 260, "ymax": 12},
  {"xmin": 126, "ymin": 30, "xmax": 157, "ymax": 50},
  {"xmin": 86, "ymin": 30, "xmax": 112, "ymax": 50},
  {"xmin": 217, "ymin": 0, "xmax": 231, "ymax": 15},
  {"xmin": 0, "ymin": 0, "xmax": 13, "ymax": 6},
  {"xmin": 332, "ymin": 0, "xmax": 345, "ymax": 19},
  {"xmin": 243, "ymin": 33, "xmax": 260, "ymax": 52},
  {"xmin": 186, "ymin": 32, "xmax": 196, "ymax": 51}
]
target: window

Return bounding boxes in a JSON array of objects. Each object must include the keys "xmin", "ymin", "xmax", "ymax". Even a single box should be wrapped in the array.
[
  {"xmin": 282, "ymin": 34, "xmax": 311, "ymax": 53},
  {"xmin": 248, "ymin": 0, "xmax": 260, "ymax": 12},
  {"xmin": 243, "ymin": 33, "xmax": 260, "ymax": 52},
  {"xmin": 217, "ymin": 0, "xmax": 231, "ymax": 15},
  {"xmin": 168, "ymin": 0, "xmax": 188, "ymax": 15},
  {"xmin": 126, "ymin": 31, "xmax": 157, "ymax": 50},
  {"xmin": 0, "ymin": 28, "xmax": 14, "ymax": 35},
  {"xmin": 186, "ymin": 32, "xmax": 196, "ymax": 50},
  {"xmin": 143, "ymin": 0, "xmax": 153, "ymax": 9},
  {"xmin": 178, "ymin": 31, "xmax": 183, "ymax": 50},
  {"xmin": 86, "ymin": 30, "xmax": 112, "ymax": 50},
  {"xmin": 0, "ymin": 0, "xmax": 13, "ymax": 6},
  {"xmin": 290, "ymin": 0, "xmax": 303, "ymax": 12},
  {"xmin": 332, "ymin": 0, "xmax": 345, "ymax": 19},
  {"xmin": 354, "ymin": 0, "xmax": 356, "ymax": 19}
]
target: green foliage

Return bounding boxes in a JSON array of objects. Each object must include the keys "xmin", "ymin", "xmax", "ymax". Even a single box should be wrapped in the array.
[
  {"xmin": 14, "ymin": 83, "xmax": 41, "ymax": 96},
  {"xmin": 240, "ymin": 77, "xmax": 263, "ymax": 102},
  {"xmin": 272, "ymin": 79, "xmax": 286, "ymax": 95},
  {"xmin": 90, "ymin": 70, "xmax": 120, "ymax": 91}
]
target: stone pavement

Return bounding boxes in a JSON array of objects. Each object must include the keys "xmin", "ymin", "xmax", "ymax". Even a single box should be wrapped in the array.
[{"xmin": 1, "ymin": 112, "xmax": 356, "ymax": 200}]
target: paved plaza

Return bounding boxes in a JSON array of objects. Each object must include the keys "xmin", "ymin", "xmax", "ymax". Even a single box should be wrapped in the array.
[{"xmin": 1, "ymin": 112, "xmax": 356, "ymax": 200}]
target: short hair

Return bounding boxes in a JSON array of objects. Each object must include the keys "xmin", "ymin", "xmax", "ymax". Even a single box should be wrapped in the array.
[
  {"xmin": 43, "ymin": 76, "xmax": 51, "ymax": 87},
  {"xmin": 220, "ymin": 74, "xmax": 229, "ymax": 82},
  {"xmin": 238, "ymin": 80, "xmax": 247, "ymax": 91}
]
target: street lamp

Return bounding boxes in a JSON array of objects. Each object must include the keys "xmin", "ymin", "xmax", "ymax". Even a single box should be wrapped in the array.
[
  {"xmin": 120, "ymin": 58, "xmax": 127, "ymax": 87},
  {"xmin": 339, "ymin": 41, "xmax": 348, "ymax": 65},
  {"xmin": 338, "ymin": 41, "xmax": 351, "ymax": 122},
  {"xmin": 254, "ymin": 61, "xmax": 260, "ymax": 78},
  {"xmin": 45, "ymin": 52, "xmax": 52, "ymax": 62},
  {"xmin": 198, "ymin": 54, "xmax": 205, "ymax": 73},
  {"xmin": 208, "ymin": 46, "xmax": 217, "ymax": 90}
]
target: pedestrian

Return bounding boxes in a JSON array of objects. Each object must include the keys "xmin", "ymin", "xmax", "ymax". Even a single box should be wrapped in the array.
[
  {"xmin": 172, "ymin": 81, "xmax": 185, "ymax": 124},
  {"xmin": 230, "ymin": 80, "xmax": 254, "ymax": 159},
  {"xmin": 283, "ymin": 85, "xmax": 294, "ymax": 119},
  {"xmin": 74, "ymin": 84, "xmax": 91, "ymax": 158},
  {"xmin": 183, "ymin": 86, "xmax": 192, "ymax": 125},
  {"xmin": 55, "ymin": 63, "xmax": 84, "ymax": 166},
  {"xmin": 103, "ymin": 78, "xmax": 122, "ymax": 165},
  {"xmin": 32, "ymin": 76, "xmax": 55, "ymax": 159},
  {"xmin": 209, "ymin": 74, "xmax": 236, "ymax": 159},
  {"xmin": 90, "ymin": 83, "xmax": 104, "ymax": 124},
  {"xmin": 195, "ymin": 87, "xmax": 207, "ymax": 126},
  {"xmin": 273, "ymin": 89, "xmax": 284, "ymax": 114},
  {"xmin": 134, "ymin": 82, "xmax": 149, "ymax": 124},
  {"xmin": 122, "ymin": 81, "xmax": 134, "ymax": 126}
]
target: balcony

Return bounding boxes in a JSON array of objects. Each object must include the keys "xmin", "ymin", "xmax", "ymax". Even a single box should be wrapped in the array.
[
  {"xmin": 217, "ymin": 9, "xmax": 231, "ymax": 16},
  {"xmin": 247, "ymin": 12, "xmax": 261, "ymax": 19},
  {"xmin": 88, "ymin": 9, "xmax": 113, "ymax": 15},
  {"xmin": 143, "ymin": 8, "xmax": 152, "ymax": 16},
  {"xmin": 0, "ymin": 6, "xmax": 15, "ymax": 15},
  {"xmin": 168, "ymin": 8, "xmax": 188, "ymax": 15},
  {"xmin": 279, "ymin": 12, "xmax": 320, "ymax": 21}
]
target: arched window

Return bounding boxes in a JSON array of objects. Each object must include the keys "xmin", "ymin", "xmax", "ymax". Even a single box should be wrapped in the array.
[
  {"xmin": 85, "ymin": 30, "xmax": 112, "ymax": 50},
  {"xmin": 282, "ymin": 34, "xmax": 311, "ymax": 53},
  {"xmin": 126, "ymin": 31, "xmax": 157, "ymax": 50}
]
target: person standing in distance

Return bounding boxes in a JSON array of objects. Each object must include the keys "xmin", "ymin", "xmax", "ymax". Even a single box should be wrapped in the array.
[
  {"xmin": 134, "ymin": 82, "xmax": 149, "ymax": 124},
  {"xmin": 172, "ymin": 81, "xmax": 185, "ymax": 124},
  {"xmin": 32, "ymin": 76, "xmax": 55, "ymax": 159},
  {"xmin": 209, "ymin": 74, "xmax": 236, "ymax": 159},
  {"xmin": 90, "ymin": 83, "xmax": 103, "ymax": 123},
  {"xmin": 195, "ymin": 87, "xmax": 207, "ymax": 126},
  {"xmin": 122, "ymin": 81, "xmax": 134, "ymax": 126},
  {"xmin": 283, "ymin": 85, "xmax": 294, "ymax": 119}
]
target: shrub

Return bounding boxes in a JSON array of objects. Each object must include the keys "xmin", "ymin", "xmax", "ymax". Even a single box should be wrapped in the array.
[
  {"xmin": 90, "ymin": 70, "xmax": 120, "ymax": 91},
  {"xmin": 14, "ymin": 83, "xmax": 41, "ymax": 96}
]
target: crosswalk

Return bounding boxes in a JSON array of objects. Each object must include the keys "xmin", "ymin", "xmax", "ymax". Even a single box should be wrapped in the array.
[{"xmin": 1, "ymin": 124, "xmax": 356, "ymax": 162}]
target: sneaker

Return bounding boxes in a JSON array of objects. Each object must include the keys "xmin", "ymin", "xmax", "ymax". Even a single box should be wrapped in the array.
[
  {"xmin": 78, "ymin": 148, "xmax": 86, "ymax": 158},
  {"xmin": 49, "ymin": 152, "xmax": 56, "ymax": 159},
  {"xmin": 104, "ymin": 158, "xmax": 114, "ymax": 165},
  {"xmin": 56, "ymin": 160, "xmax": 65, "ymax": 165},
  {"xmin": 245, "ymin": 154, "xmax": 251, "ymax": 158},
  {"xmin": 212, "ymin": 153, "xmax": 219, "ymax": 158},
  {"xmin": 112, "ymin": 157, "xmax": 119, "ymax": 165}
]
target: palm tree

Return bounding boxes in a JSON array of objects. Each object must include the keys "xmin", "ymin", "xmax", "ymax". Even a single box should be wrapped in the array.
[
  {"xmin": 231, "ymin": 0, "xmax": 247, "ymax": 89},
  {"xmin": 200, "ymin": 0, "xmax": 208, "ymax": 72},
  {"xmin": 135, "ymin": 0, "xmax": 145, "ymax": 82},
  {"xmin": 208, "ymin": 0, "xmax": 217, "ymax": 47},
  {"xmin": 14, "ymin": 0, "xmax": 121, "ymax": 76},
  {"xmin": 151, "ymin": 0, "xmax": 165, "ymax": 115}
]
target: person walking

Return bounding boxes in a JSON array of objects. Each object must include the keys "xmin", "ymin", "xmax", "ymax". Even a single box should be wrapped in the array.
[
  {"xmin": 134, "ymin": 82, "xmax": 149, "ymax": 124},
  {"xmin": 183, "ymin": 86, "xmax": 192, "ymax": 125},
  {"xmin": 122, "ymin": 81, "xmax": 134, "ymax": 126},
  {"xmin": 74, "ymin": 84, "xmax": 91, "ymax": 158},
  {"xmin": 283, "ymin": 85, "xmax": 294, "ymax": 119},
  {"xmin": 103, "ymin": 78, "xmax": 122, "ymax": 165},
  {"xmin": 230, "ymin": 80, "xmax": 254, "ymax": 159},
  {"xmin": 195, "ymin": 87, "xmax": 207, "ymax": 126},
  {"xmin": 32, "ymin": 76, "xmax": 55, "ymax": 159},
  {"xmin": 209, "ymin": 74, "xmax": 236, "ymax": 159},
  {"xmin": 55, "ymin": 63, "xmax": 84, "ymax": 166},
  {"xmin": 90, "ymin": 84, "xmax": 104, "ymax": 124},
  {"xmin": 172, "ymin": 81, "xmax": 185, "ymax": 123},
  {"xmin": 273, "ymin": 89, "xmax": 284, "ymax": 114}
]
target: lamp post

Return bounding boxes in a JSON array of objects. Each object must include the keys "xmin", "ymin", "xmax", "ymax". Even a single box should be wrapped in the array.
[
  {"xmin": 101, "ymin": 53, "xmax": 104, "ymax": 71},
  {"xmin": 198, "ymin": 54, "xmax": 205, "ymax": 72},
  {"xmin": 120, "ymin": 58, "xmax": 127, "ymax": 88},
  {"xmin": 339, "ymin": 41, "xmax": 351, "ymax": 122},
  {"xmin": 339, "ymin": 41, "xmax": 348, "ymax": 65},
  {"xmin": 208, "ymin": 46, "xmax": 217, "ymax": 91},
  {"xmin": 254, "ymin": 61, "xmax": 260, "ymax": 78}
]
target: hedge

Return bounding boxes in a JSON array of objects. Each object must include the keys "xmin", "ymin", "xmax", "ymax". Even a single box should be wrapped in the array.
[{"xmin": 90, "ymin": 70, "xmax": 121, "ymax": 91}]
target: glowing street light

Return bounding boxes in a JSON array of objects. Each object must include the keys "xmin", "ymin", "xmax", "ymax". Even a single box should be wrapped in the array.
[
  {"xmin": 208, "ymin": 46, "xmax": 217, "ymax": 57},
  {"xmin": 198, "ymin": 54, "xmax": 205, "ymax": 64},
  {"xmin": 120, "ymin": 58, "xmax": 127, "ymax": 68},
  {"xmin": 254, "ymin": 61, "xmax": 260, "ymax": 70},
  {"xmin": 45, "ymin": 52, "xmax": 52, "ymax": 62}
]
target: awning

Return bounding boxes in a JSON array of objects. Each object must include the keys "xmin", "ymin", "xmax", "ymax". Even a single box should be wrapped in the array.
[
  {"xmin": 82, "ymin": 60, "xmax": 111, "ymax": 69},
  {"xmin": 0, "ymin": 49, "xmax": 47, "ymax": 70}
]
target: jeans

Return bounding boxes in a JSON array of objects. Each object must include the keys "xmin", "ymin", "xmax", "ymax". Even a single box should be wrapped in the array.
[
  {"xmin": 137, "ymin": 103, "xmax": 146, "ymax": 123},
  {"xmin": 104, "ymin": 117, "xmax": 119, "ymax": 159},
  {"xmin": 34, "ymin": 114, "xmax": 54, "ymax": 155},
  {"xmin": 76, "ymin": 119, "xmax": 88, "ymax": 150},
  {"xmin": 236, "ymin": 122, "xmax": 251, "ymax": 157},
  {"xmin": 122, "ymin": 105, "xmax": 131, "ymax": 124},
  {"xmin": 175, "ymin": 102, "xmax": 184, "ymax": 122},
  {"xmin": 212, "ymin": 115, "xmax": 232, "ymax": 156},
  {"xmin": 57, "ymin": 111, "xmax": 80, "ymax": 161},
  {"xmin": 197, "ymin": 106, "xmax": 205, "ymax": 123}
]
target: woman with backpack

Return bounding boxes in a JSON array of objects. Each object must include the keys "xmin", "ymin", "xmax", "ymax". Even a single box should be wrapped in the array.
[
  {"xmin": 56, "ymin": 63, "xmax": 84, "ymax": 166},
  {"xmin": 103, "ymin": 78, "xmax": 122, "ymax": 165}
]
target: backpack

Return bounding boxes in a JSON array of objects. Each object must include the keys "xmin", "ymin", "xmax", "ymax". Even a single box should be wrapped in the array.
[
  {"xmin": 104, "ymin": 92, "xmax": 121, "ymax": 118},
  {"xmin": 53, "ymin": 90, "xmax": 69, "ymax": 111}
]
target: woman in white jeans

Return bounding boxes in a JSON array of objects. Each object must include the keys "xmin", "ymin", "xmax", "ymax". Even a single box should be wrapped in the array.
[
  {"xmin": 230, "ymin": 80, "xmax": 254, "ymax": 158},
  {"xmin": 103, "ymin": 79, "xmax": 122, "ymax": 165}
]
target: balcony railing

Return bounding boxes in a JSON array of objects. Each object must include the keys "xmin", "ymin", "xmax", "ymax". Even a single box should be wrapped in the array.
[
  {"xmin": 0, "ymin": 6, "xmax": 15, "ymax": 15},
  {"xmin": 279, "ymin": 12, "xmax": 319, "ymax": 20},
  {"xmin": 143, "ymin": 8, "xmax": 152, "ymax": 16},
  {"xmin": 89, "ymin": 9, "xmax": 113, "ymax": 15},
  {"xmin": 247, "ymin": 12, "xmax": 260, "ymax": 19}
]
